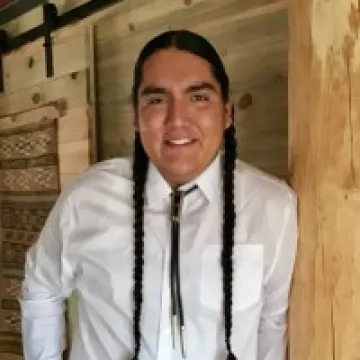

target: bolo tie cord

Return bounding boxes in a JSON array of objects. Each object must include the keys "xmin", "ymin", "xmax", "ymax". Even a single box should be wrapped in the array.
[{"xmin": 170, "ymin": 184, "xmax": 197, "ymax": 358}]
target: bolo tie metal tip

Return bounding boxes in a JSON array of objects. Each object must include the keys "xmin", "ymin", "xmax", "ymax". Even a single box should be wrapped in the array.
[
  {"xmin": 171, "ymin": 316, "xmax": 187, "ymax": 358},
  {"xmin": 180, "ymin": 325, "xmax": 187, "ymax": 358},
  {"xmin": 171, "ymin": 315, "xmax": 177, "ymax": 349}
]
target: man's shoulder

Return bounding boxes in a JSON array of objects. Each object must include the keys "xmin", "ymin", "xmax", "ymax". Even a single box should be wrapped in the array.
[
  {"xmin": 234, "ymin": 159, "xmax": 297, "ymax": 209},
  {"xmin": 61, "ymin": 157, "xmax": 134, "ymax": 195},
  {"xmin": 86, "ymin": 157, "xmax": 133, "ymax": 180}
]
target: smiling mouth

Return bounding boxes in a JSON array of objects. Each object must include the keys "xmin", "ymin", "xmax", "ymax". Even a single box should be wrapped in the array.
[{"xmin": 165, "ymin": 139, "xmax": 196, "ymax": 146}]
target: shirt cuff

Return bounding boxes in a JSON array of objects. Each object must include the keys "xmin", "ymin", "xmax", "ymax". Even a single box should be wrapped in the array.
[{"xmin": 19, "ymin": 296, "xmax": 65, "ymax": 318}]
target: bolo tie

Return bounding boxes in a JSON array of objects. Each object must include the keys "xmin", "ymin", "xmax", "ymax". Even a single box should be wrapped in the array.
[{"xmin": 170, "ymin": 184, "xmax": 197, "ymax": 358}]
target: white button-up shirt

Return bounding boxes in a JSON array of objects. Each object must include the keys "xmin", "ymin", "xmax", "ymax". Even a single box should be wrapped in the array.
[{"xmin": 20, "ymin": 154, "xmax": 298, "ymax": 360}]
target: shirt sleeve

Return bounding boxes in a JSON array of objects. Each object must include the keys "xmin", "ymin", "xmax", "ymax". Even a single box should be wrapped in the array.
[
  {"xmin": 19, "ymin": 194, "xmax": 76, "ymax": 360},
  {"xmin": 257, "ymin": 189, "xmax": 298, "ymax": 360}
]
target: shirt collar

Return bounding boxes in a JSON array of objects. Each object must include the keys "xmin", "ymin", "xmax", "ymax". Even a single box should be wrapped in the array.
[{"xmin": 145, "ymin": 152, "xmax": 222, "ymax": 207}]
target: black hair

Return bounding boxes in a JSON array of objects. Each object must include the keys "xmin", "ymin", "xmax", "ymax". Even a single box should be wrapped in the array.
[
  {"xmin": 131, "ymin": 29, "xmax": 237, "ymax": 360},
  {"xmin": 131, "ymin": 131, "xmax": 149, "ymax": 360}
]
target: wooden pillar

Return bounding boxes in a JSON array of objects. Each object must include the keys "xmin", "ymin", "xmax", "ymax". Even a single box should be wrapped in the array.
[{"xmin": 288, "ymin": 0, "xmax": 360, "ymax": 359}]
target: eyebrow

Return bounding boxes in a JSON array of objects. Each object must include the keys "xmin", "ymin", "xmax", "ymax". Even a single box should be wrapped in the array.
[
  {"xmin": 185, "ymin": 82, "xmax": 218, "ymax": 94},
  {"xmin": 139, "ymin": 81, "xmax": 218, "ymax": 97},
  {"xmin": 140, "ymin": 86, "xmax": 167, "ymax": 97}
]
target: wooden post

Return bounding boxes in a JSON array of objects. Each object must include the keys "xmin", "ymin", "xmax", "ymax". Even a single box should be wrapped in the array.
[{"xmin": 288, "ymin": 0, "xmax": 360, "ymax": 359}]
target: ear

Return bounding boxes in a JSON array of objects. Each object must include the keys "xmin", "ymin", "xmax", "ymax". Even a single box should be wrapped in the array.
[{"xmin": 224, "ymin": 101, "xmax": 232, "ymax": 129}]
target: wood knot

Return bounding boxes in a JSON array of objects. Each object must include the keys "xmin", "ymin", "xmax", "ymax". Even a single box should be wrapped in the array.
[
  {"xmin": 238, "ymin": 93, "xmax": 253, "ymax": 110},
  {"xmin": 55, "ymin": 99, "xmax": 68, "ymax": 114},
  {"xmin": 128, "ymin": 23, "xmax": 136, "ymax": 32},
  {"xmin": 31, "ymin": 92, "xmax": 41, "ymax": 104},
  {"xmin": 28, "ymin": 57, "xmax": 34, "ymax": 68},
  {"xmin": 70, "ymin": 72, "xmax": 78, "ymax": 80},
  {"xmin": 184, "ymin": 0, "xmax": 192, "ymax": 5}
]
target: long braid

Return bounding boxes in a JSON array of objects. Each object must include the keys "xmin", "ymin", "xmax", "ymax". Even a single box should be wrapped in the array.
[
  {"xmin": 132, "ymin": 133, "xmax": 149, "ymax": 360},
  {"xmin": 222, "ymin": 117, "xmax": 237, "ymax": 360}
]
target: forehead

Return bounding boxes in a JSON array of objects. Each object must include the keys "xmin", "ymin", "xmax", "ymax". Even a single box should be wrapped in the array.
[{"xmin": 140, "ymin": 49, "xmax": 220, "ymax": 89}]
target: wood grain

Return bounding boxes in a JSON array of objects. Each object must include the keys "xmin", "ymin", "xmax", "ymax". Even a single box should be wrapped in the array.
[
  {"xmin": 59, "ymin": 139, "xmax": 90, "ymax": 174},
  {"xmin": 288, "ymin": 0, "xmax": 360, "ymax": 359},
  {"xmin": 0, "ymin": 105, "xmax": 61, "ymax": 129},
  {"xmin": 2, "ymin": 34, "xmax": 88, "ymax": 93},
  {"xmin": 58, "ymin": 105, "xmax": 91, "ymax": 190},
  {"xmin": 58, "ymin": 107, "xmax": 90, "ymax": 144},
  {"xmin": 0, "ymin": 70, "xmax": 88, "ymax": 117},
  {"xmin": 96, "ymin": 0, "xmax": 285, "ymax": 42}
]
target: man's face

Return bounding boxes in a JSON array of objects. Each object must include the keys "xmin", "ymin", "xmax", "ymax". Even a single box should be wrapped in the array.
[{"xmin": 135, "ymin": 49, "xmax": 231, "ymax": 188}]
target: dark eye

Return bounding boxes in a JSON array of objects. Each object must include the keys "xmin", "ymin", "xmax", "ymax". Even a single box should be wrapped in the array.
[
  {"xmin": 190, "ymin": 93, "xmax": 209, "ymax": 102},
  {"xmin": 148, "ymin": 97, "xmax": 165, "ymax": 105}
]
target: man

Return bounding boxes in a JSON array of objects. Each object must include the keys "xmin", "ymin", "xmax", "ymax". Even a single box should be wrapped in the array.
[{"xmin": 20, "ymin": 30, "xmax": 298, "ymax": 360}]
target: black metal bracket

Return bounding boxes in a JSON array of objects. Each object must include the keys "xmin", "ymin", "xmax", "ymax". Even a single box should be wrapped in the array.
[
  {"xmin": 0, "ymin": 0, "xmax": 118, "ymax": 92},
  {"xmin": 0, "ymin": 1, "xmax": 44, "ymax": 27},
  {"xmin": 0, "ymin": 0, "xmax": 117, "ymax": 54},
  {"xmin": 43, "ymin": 1, "xmax": 59, "ymax": 78},
  {"xmin": 0, "ymin": 28, "xmax": 9, "ymax": 92}
]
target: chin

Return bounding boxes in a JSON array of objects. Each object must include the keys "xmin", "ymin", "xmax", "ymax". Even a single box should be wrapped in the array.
[{"xmin": 164, "ymin": 163, "xmax": 202, "ymax": 185}]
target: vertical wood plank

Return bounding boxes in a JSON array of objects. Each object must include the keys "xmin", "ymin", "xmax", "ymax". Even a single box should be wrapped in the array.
[{"xmin": 288, "ymin": 1, "xmax": 360, "ymax": 359}]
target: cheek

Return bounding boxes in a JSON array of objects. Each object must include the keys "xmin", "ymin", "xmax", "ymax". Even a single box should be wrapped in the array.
[
  {"xmin": 138, "ymin": 108, "xmax": 165, "ymax": 134},
  {"xmin": 195, "ymin": 108, "xmax": 227, "ymax": 135},
  {"xmin": 138, "ymin": 112, "xmax": 166, "ymax": 156}
]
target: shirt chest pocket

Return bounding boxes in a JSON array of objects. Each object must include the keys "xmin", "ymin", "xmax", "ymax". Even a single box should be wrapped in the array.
[{"xmin": 199, "ymin": 244, "xmax": 264, "ymax": 312}]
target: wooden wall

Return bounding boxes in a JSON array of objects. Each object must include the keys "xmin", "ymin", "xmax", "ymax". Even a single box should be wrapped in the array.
[
  {"xmin": 288, "ymin": 0, "xmax": 360, "ymax": 359},
  {"xmin": 0, "ymin": 27, "xmax": 95, "ymax": 357},
  {"xmin": 1, "ymin": 0, "xmax": 289, "ymax": 178},
  {"xmin": 0, "ymin": 28, "xmax": 95, "ymax": 187},
  {"xmin": 95, "ymin": 0, "xmax": 289, "ymax": 178},
  {"xmin": 0, "ymin": 0, "xmax": 291, "ymax": 353},
  {"xmin": 1, "ymin": 0, "xmax": 90, "ymax": 37}
]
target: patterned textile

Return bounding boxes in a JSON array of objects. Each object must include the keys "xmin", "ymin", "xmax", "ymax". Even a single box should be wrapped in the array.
[{"xmin": 0, "ymin": 117, "xmax": 59, "ymax": 356}]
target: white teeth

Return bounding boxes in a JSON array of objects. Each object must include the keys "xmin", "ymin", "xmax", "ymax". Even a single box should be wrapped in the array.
[{"xmin": 168, "ymin": 139, "xmax": 192, "ymax": 145}]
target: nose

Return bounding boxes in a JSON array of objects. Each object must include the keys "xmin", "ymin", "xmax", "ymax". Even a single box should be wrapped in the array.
[{"xmin": 165, "ymin": 97, "xmax": 187, "ymax": 126}]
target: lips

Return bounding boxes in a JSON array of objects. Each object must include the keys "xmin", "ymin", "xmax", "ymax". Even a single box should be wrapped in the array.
[
  {"xmin": 166, "ymin": 139, "xmax": 193, "ymax": 145},
  {"xmin": 165, "ymin": 138, "xmax": 198, "ymax": 148}
]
